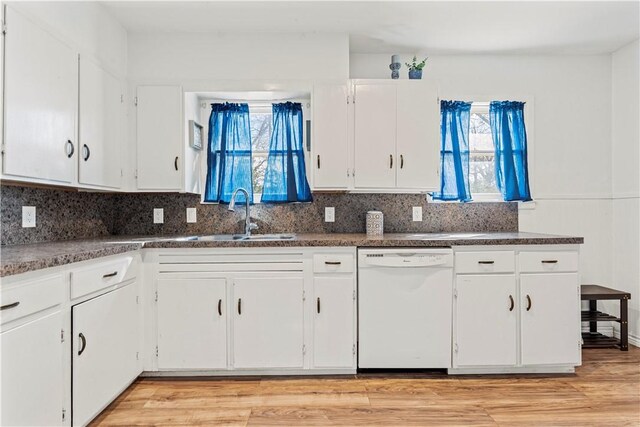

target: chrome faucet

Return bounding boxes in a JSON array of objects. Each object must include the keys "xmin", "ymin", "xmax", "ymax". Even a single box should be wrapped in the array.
[{"xmin": 228, "ymin": 188, "xmax": 258, "ymax": 236}]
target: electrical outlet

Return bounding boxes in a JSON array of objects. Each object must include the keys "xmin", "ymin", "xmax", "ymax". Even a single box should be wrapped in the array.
[
  {"xmin": 22, "ymin": 206, "xmax": 36, "ymax": 228},
  {"xmin": 325, "ymin": 207, "xmax": 335, "ymax": 222},
  {"xmin": 153, "ymin": 208, "xmax": 164, "ymax": 224},
  {"xmin": 412, "ymin": 206, "xmax": 423, "ymax": 222},
  {"xmin": 186, "ymin": 208, "xmax": 197, "ymax": 223}
]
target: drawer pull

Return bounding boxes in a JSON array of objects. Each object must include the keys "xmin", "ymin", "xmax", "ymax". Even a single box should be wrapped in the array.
[
  {"xmin": 317, "ymin": 297, "xmax": 321, "ymax": 314},
  {"xmin": 541, "ymin": 260, "xmax": 558, "ymax": 264},
  {"xmin": 325, "ymin": 261, "xmax": 342, "ymax": 266},
  {"xmin": 102, "ymin": 271, "xmax": 118, "ymax": 279},
  {"xmin": 237, "ymin": 298, "xmax": 242, "ymax": 315},
  {"xmin": 478, "ymin": 261, "xmax": 495, "ymax": 265},
  {"xmin": 174, "ymin": 156, "xmax": 179, "ymax": 171},
  {"xmin": 78, "ymin": 333, "xmax": 87, "ymax": 356},
  {"xmin": 218, "ymin": 299, "xmax": 222, "ymax": 316},
  {"xmin": 508, "ymin": 295, "xmax": 514, "ymax": 312},
  {"xmin": 317, "ymin": 155, "xmax": 321, "ymax": 169},
  {"xmin": 389, "ymin": 154, "xmax": 393, "ymax": 169},
  {"xmin": 526, "ymin": 295, "xmax": 532, "ymax": 311},
  {"xmin": 0, "ymin": 301, "xmax": 20, "ymax": 311}
]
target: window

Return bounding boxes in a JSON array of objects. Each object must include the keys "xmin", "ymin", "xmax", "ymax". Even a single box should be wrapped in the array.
[
  {"xmin": 468, "ymin": 103, "xmax": 500, "ymax": 200},
  {"xmin": 248, "ymin": 104, "xmax": 273, "ymax": 198}
]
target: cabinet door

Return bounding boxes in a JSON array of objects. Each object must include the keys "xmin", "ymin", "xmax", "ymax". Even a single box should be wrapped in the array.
[
  {"xmin": 78, "ymin": 56, "xmax": 123, "ymax": 189},
  {"xmin": 3, "ymin": 6, "xmax": 77, "ymax": 184},
  {"xmin": 136, "ymin": 86, "xmax": 182, "ymax": 190},
  {"xmin": 353, "ymin": 84, "xmax": 396, "ymax": 188},
  {"xmin": 312, "ymin": 84, "xmax": 350, "ymax": 189},
  {"xmin": 313, "ymin": 276, "xmax": 355, "ymax": 368},
  {"xmin": 157, "ymin": 278, "xmax": 227, "ymax": 369},
  {"xmin": 396, "ymin": 81, "xmax": 440, "ymax": 190},
  {"xmin": 73, "ymin": 284, "xmax": 139, "ymax": 426},
  {"xmin": 233, "ymin": 277, "xmax": 304, "ymax": 369},
  {"xmin": 520, "ymin": 273, "xmax": 580, "ymax": 366},
  {"xmin": 1, "ymin": 311, "xmax": 64, "ymax": 427},
  {"xmin": 455, "ymin": 274, "xmax": 517, "ymax": 367}
]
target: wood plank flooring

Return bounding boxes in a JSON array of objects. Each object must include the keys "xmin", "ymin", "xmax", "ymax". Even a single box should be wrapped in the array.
[{"xmin": 90, "ymin": 347, "xmax": 640, "ymax": 426}]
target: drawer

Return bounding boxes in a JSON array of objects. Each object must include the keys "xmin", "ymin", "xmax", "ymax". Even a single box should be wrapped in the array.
[
  {"xmin": 313, "ymin": 254, "xmax": 354, "ymax": 274},
  {"xmin": 519, "ymin": 251, "xmax": 579, "ymax": 273},
  {"xmin": 456, "ymin": 251, "xmax": 515, "ymax": 274},
  {"xmin": 70, "ymin": 255, "xmax": 137, "ymax": 299},
  {"xmin": 1, "ymin": 274, "xmax": 65, "ymax": 326}
]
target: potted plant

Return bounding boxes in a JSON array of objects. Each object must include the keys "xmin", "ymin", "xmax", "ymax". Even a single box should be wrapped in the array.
[{"xmin": 405, "ymin": 56, "xmax": 428, "ymax": 79}]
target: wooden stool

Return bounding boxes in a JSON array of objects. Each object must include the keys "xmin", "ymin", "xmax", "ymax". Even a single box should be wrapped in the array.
[{"xmin": 581, "ymin": 284, "xmax": 630, "ymax": 351}]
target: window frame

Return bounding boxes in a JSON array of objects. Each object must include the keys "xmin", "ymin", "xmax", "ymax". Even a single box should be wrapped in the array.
[
  {"xmin": 199, "ymin": 97, "xmax": 311, "ymax": 204},
  {"xmin": 428, "ymin": 95, "xmax": 535, "ymax": 205}
]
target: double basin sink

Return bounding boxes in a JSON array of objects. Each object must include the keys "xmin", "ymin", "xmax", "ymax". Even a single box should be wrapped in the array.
[{"xmin": 176, "ymin": 233, "xmax": 296, "ymax": 242}]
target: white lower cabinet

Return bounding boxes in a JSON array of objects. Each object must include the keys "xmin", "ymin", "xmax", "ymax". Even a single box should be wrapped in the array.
[
  {"xmin": 72, "ymin": 283, "xmax": 139, "ymax": 426},
  {"xmin": 454, "ymin": 274, "xmax": 518, "ymax": 367},
  {"xmin": 520, "ymin": 273, "xmax": 581, "ymax": 366},
  {"xmin": 233, "ymin": 276, "xmax": 304, "ymax": 369},
  {"xmin": 1, "ymin": 311, "xmax": 65, "ymax": 426},
  {"xmin": 157, "ymin": 278, "xmax": 227, "ymax": 369},
  {"xmin": 453, "ymin": 248, "xmax": 581, "ymax": 372},
  {"xmin": 312, "ymin": 276, "xmax": 356, "ymax": 368}
]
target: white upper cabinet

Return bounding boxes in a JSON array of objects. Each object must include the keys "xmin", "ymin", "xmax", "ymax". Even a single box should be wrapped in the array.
[
  {"xmin": 396, "ymin": 81, "xmax": 440, "ymax": 189},
  {"xmin": 2, "ymin": 6, "xmax": 78, "ymax": 184},
  {"xmin": 312, "ymin": 84, "xmax": 351, "ymax": 190},
  {"xmin": 353, "ymin": 80, "xmax": 440, "ymax": 192},
  {"xmin": 353, "ymin": 83, "xmax": 397, "ymax": 189},
  {"xmin": 78, "ymin": 57, "xmax": 123, "ymax": 189},
  {"xmin": 136, "ymin": 85, "xmax": 183, "ymax": 191}
]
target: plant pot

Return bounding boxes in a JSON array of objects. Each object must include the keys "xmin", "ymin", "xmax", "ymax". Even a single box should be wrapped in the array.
[{"xmin": 408, "ymin": 69, "xmax": 423, "ymax": 80}]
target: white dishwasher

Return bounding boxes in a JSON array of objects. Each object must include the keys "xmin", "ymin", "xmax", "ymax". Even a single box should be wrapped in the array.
[{"xmin": 358, "ymin": 248, "xmax": 453, "ymax": 368}]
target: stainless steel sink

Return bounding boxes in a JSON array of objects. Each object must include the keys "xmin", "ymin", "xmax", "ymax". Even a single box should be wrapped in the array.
[{"xmin": 176, "ymin": 233, "xmax": 296, "ymax": 242}]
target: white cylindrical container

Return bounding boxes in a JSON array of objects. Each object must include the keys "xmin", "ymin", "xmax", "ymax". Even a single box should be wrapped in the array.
[{"xmin": 366, "ymin": 211, "xmax": 384, "ymax": 237}]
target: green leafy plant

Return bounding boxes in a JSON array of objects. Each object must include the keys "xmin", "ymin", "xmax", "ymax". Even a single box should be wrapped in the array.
[{"xmin": 405, "ymin": 55, "xmax": 428, "ymax": 71}]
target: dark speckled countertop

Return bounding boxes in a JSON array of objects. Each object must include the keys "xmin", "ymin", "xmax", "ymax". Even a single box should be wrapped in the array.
[{"xmin": 0, "ymin": 232, "xmax": 583, "ymax": 278}]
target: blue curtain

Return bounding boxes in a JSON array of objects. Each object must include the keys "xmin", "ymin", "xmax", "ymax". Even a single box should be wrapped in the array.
[
  {"xmin": 489, "ymin": 101, "xmax": 532, "ymax": 202},
  {"xmin": 432, "ymin": 100, "xmax": 472, "ymax": 202},
  {"xmin": 261, "ymin": 102, "xmax": 312, "ymax": 203},
  {"xmin": 203, "ymin": 103, "xmax": 253, "ymax": 204}
]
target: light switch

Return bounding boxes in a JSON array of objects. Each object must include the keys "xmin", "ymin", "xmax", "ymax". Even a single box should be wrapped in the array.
[
  {"xmin": 153, "ymin": 208, "xmax": 164, "ymax": 224},
  {"xmin": 22, "ymin": 206, "xmax": 36, "ymax": 228},
  {"xmin": 186, "ymin": 208, "xmax": 197, "ymax": 223},
  {"xmin": 412, "ymin": 206, "xmax": 423, "ymax": 222},
  {"xmin": 325, "ymin": 207, "xmax": 335, "ymax": 222}
]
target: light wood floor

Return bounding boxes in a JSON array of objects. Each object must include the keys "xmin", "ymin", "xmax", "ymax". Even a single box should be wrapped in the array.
[{"xmin": 90, "ymin": 347, "xmax": 640, "ymax": 426}]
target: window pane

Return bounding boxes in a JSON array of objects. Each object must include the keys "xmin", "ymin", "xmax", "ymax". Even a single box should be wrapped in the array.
[
  {"xmin": 252, "ymin": 154, "xmax": 268, "ymax": 196},
  {"xmin": 251, "ymin": 113, "xmax": 272, "ymax": 152},
  {"xmin": 469, "ymin": 110, "xmax": 500, "ymax": 195}
]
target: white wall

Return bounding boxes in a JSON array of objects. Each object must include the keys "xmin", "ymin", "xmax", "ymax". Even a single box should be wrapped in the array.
[
  {"xmin": 128, "ymin": 32, "xmax": 349, "ymax": 86},
  {"xmin": 6, "ymin": 1, "xmax": 128, "ymax": 77},
  {"xmin": 610, "ymin": 39, "xmax": 640, "ymax": 341},
  {"xmin": 351, "ymin": 53, "xmax": 614, "ymax": 287}
]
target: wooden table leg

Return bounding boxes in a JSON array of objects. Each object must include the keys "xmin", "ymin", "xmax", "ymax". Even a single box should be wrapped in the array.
[
  {"xmin": 620, "ymin": 297, "xmax": 628, "ymax": 351},
  {"xmin": 589, "ymin": 300, "xmax": 598, "ymax": 333}
]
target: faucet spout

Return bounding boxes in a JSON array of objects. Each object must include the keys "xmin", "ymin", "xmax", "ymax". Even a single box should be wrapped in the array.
[{"xmin": 229, "ymin": 188, "xmax": 258, "ymax": 236}]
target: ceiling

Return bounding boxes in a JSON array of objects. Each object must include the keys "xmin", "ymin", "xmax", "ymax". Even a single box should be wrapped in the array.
[{"xmin": 102, "ymin": 1, "xmax": 640, "ymax": 55}]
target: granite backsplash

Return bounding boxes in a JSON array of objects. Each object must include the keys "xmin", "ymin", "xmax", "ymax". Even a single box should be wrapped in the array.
[{"xmin": 1, "ymin": 185, "xmax": 518, "ymax": 245}]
